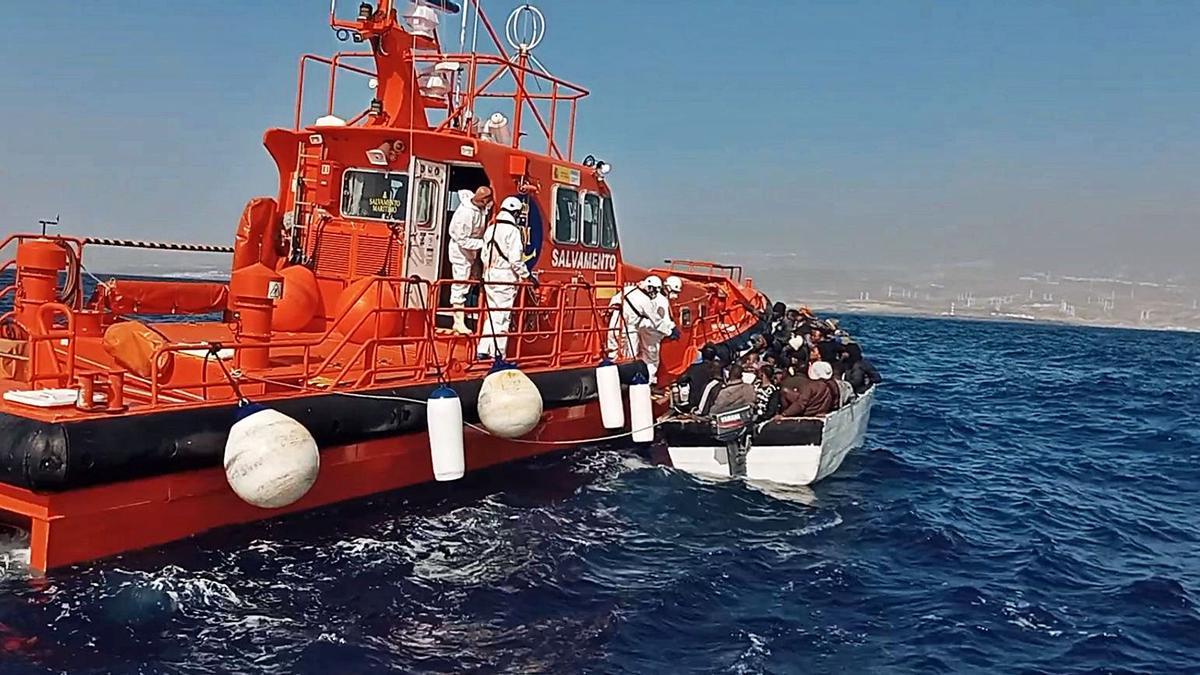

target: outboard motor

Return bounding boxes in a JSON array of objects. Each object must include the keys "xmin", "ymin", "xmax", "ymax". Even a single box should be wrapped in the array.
[{"xmin": 710, "ymin": 405, "xmax": 756, "ymax": 477}]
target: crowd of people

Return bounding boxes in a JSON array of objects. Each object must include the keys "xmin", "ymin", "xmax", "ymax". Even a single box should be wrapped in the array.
[{"xmin": 672, "ymin": 302, "xmax": 880, "ymax": 422}]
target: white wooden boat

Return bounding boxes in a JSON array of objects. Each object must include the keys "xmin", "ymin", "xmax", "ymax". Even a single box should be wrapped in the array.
[{"xmin": 660, "ymin": 386, "xmax": 875, "ymax": 486}]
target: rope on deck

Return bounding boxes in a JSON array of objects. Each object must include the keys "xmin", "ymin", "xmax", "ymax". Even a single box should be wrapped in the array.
[{"xmin": 83, "ymin": 237, "xmax": 234, "ymax": 254}]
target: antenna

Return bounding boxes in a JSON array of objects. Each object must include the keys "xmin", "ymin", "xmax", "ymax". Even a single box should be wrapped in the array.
[
  {"xmin": 38, "ymin": 214, "xmax": 60, "ymax": 237},
  {"xmin": 505, "ymin": 4, "xmax": 545, "ymax": 55}
]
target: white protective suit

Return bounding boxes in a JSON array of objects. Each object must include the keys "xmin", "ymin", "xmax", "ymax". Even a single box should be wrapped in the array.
[
  {"xmin": 477, "ymin": 213, "xmax": 530, "ymax": 358},
  {"xmin": 642, "ymin": 292, "xmax": 675, "ymax": 383},
  {"xmin": 606, "ymin": 286, "xmax": 632, "ymax": 359},
  {"xmin": 447, "ymin": 189, "xmax": 487, "ymax": 306},
  {"xmin": 607, "ymin": 285, "xmax": 675, "ymax": 382}
]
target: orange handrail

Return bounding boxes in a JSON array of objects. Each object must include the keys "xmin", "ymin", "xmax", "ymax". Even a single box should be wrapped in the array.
[{"xmin": 1, "ymin": 240, "xmax": 762, "ymax": 410}]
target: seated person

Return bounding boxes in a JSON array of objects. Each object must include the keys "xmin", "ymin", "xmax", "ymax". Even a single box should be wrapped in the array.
[
  {"xmin": 843, "ymin": 341, "xmax": 881, "ymax": 394},
  {"xmin": 783, "ymin": 350, "xmax": 808, "ymax": 378},
  {"xmin": 807, "ymin": 326, "xmax": 839, "ymax": 364},
  {"xmin": 776, "ymin": 361, "xmax": 839, "ymax": 418},
  {"xmin": 754, "ymin": 365, "xmax": 780, "ymax": 421},
  {"xmin": 705, "ymin": 364, "xmax": 758, "ymax": 416},
  {"xmin": 673, "ymin": 344, "xmax": 723, "ymax": 413}
]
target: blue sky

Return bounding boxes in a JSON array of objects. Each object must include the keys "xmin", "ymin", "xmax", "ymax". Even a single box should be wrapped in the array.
[{"xmin": 1, "ymin": 0, "xmax": 1197, "ymax": 274}]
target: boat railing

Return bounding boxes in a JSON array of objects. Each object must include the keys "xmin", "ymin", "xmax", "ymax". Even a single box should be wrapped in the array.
[
  {"xmin": 663, "ymin": 259, "xmax": 745, "ymax": 283},
  {"xmin": 301, "ymin": 1, "xmax": 590, "ymax": 160},
  {"xmin": 130, "ymin": 275, "xmax": 628, "ymax": 407},
  {"xmin": 2, "ymin": 232, "xmax": 761, "ymax": 410},
  {"xmin": 131, "ymin": 273, "xmax": 756, "ymax": 408}
]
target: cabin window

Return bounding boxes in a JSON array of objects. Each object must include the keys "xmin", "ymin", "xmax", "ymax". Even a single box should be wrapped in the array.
[
  {"xmin": 581, "ymin": 193, "xmax": 601, "ymax": 247},
  {"xmin": 553, "ymin": 186, "xmax": 579, "ymax": 243},
  {"xmin": 413, "ymin": 178, "xmax": 437, "ymax": 228},
  {"xmin": 600, "ymin": 196, "xmax": 619, "ymax": 249},
  {"xmin": 341, "ymin": 169, "xmax": 409, "ymax": 222}
]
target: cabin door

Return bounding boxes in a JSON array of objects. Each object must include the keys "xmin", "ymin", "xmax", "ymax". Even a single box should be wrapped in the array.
[{"xmin": 402, "ymin": 158, "xmax": 449, "ymax": 307}]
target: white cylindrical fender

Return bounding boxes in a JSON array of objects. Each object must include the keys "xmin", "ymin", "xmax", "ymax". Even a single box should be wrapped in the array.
[
  {"xmin": 629, "ymin": 373, "xmax": 655, "ymax": 443},
  {"xmin": 427, "ymin": 385, "xmax": 465, "ymax": 481},
  {"xmin": 596, "ymin": 359, "xmax": 624, "ymax": 430},
  {"xmin": 478, "ymin": 365, "xmax": 544, "ymax": 438},
  {"xmin": 224, "ymin": 405, "xmax": 320, "ymax": 509}
]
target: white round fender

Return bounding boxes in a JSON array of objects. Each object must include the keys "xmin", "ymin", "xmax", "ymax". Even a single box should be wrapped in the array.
[
  {"xmin": 223, "ymin": 405, "xmax": 320, "ymax": 509},
  {"xmin": 477, "ymin": 365, "xmax": 544, "ymax": 438}
]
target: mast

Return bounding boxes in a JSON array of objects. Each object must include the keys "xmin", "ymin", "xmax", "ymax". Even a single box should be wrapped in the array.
[{"xmin": 331, "ymin": 0, "xmax": 438, "ymax": 130}]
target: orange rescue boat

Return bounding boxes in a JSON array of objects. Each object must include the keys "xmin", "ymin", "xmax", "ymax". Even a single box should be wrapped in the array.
[{"xmin": 0, "ymin": 0, "xmax": 768, "ymax": 572}]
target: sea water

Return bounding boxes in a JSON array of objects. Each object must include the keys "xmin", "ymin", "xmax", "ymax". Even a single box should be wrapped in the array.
[{"xmin": 0, "ymin": 314, "xmax": 1198, "ymax": 673}]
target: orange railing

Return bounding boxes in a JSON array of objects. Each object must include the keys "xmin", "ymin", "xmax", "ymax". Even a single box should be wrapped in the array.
[
  {"xmin": 131, "ymin": 273, "xmax": 759, "ymax": 409},
  {"xmin": 1, "ymin": 232, "xmax": 766, "ymax": 410},
  {"xmin": 299, "ymin": 1, "xmax": 591, "ymax": 160},
  {"xmin": 126, "ymin": 277, "xmax": 621, "ymax": 406},
  {"xmin": 664, "ymin": 259, "xmax": 744, "ymax": 283}
]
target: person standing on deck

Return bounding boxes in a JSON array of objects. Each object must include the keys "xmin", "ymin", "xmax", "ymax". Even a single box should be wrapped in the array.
[
  {"xmin": 446, "ymin": 186, "xmax": 492, "ymax": 334},
  {"xmin": 609, "ymin": 276, "xmax": 676, "ymax": 383},
  {"xmin": 606, "ymin": 284, "xmax": 634, "ymax": 359},
  {"xmin": 477, "ymin": 199, "xmax": 535, "ymax": 359},
  {"xmin": 641, "ymin": 275, "xmax": 683, "ymax": 385}
]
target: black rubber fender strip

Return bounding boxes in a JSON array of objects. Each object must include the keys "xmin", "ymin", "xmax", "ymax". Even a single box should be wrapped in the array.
[{"xmin": 0, "ymin": 327, "xmax": 753, "ymax": 491}]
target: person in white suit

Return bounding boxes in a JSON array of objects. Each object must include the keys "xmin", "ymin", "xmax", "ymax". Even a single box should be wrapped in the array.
[
  {"xmin": 608, "ymin": 275, "xmax": 676, "ymax": 382},
  {"xmin": 477, "ymin": 198, "xmax": 534, "ymax": 359},
  {"xmin": 643, "ymin": 275, "xmax": 684, "ymax": 383},
  {"xmin": 446, "ymin": 186, "xmax": 491, "ymax": 334}
]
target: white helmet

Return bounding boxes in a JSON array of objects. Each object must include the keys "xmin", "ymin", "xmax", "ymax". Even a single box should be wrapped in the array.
[
  {"xmin": 499, "ymin": 196, "xmax": 523, "ymax": 213},
  {"xmin": 496, "ymin": 210, "xmax": 518, "ymax": 225},
  {"xmin": 664, "ymin": 275, "xmax": 683, "ymax": 296},
  {"xmin": 641, "ymin": 275, "xmax": 663, "ymax": 292}
]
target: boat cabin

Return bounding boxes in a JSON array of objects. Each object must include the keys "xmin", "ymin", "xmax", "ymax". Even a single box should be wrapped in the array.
[{"xmin": 237, "ymin": 0, "xmax": 624, "ymax": 340}]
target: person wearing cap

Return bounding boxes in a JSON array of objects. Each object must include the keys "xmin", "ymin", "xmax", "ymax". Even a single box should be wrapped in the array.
[
  {"xmin": 476, "ymin": 202, "xmax": 534, "ymax": 359},
  {"xmin": 446, "ymin": 186, "xmax": 493, "ymax": 334},
  {"xmin": 776, "ymin": 360, "xmax": 839, "ymax": 418}
]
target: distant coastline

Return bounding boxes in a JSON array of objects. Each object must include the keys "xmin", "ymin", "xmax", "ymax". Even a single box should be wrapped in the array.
[{"xmin": 807, "ymin": 303, "xmax": 1199, "ymax": 335}]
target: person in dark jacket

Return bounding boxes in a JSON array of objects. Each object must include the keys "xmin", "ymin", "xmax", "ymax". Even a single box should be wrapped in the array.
[
  {"xmin": 673, "ymin": 344, "xmax": 722, "ymax": 412},
  {"xmin": 769, "ymin": 304, "xmax": 794, "ymax": 346},
  {"xmin": 708, "ymin": 364, "xmax": 758, "ymax": 415},
  {"xmin": 777, "ymin": 361, "xmax": 839, "ymax": 418},
  {"xmin": 843, "ymin": 342, "xmax": 881, "ymax": 394}
]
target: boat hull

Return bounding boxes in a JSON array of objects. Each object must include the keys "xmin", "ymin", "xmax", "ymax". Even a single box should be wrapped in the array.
[
  {"xmin": 0, "ymin": 362, "xmax": 646, "ymax": 491},
  {"xmin": 0, "ymin": 324, "xmax": 763, "ymax": 572},
  {"xmin": 662, "ymin": 387, "xmax": 875, "ymax": 486},
  {"xmin": 0, "ymin": 400, "xmax": 608, "ymax": 572}
]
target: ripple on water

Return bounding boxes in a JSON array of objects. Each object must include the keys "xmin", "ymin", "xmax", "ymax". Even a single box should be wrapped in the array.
[{"xmin": 0, "ymin": 316, "xmax": 1198, "ymax": 673}]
